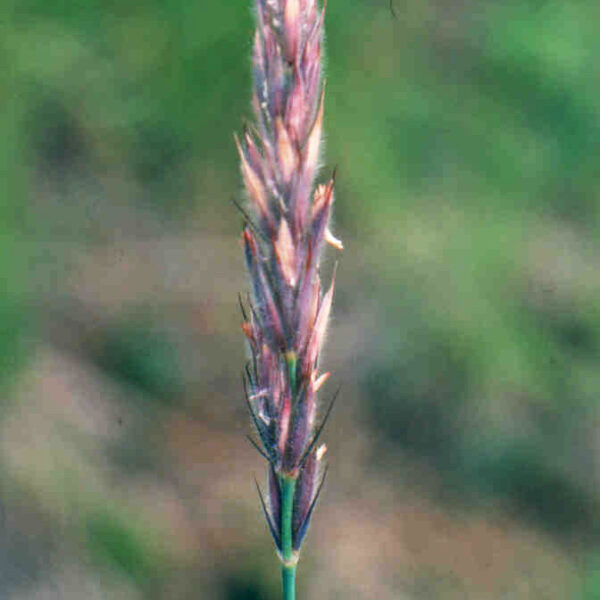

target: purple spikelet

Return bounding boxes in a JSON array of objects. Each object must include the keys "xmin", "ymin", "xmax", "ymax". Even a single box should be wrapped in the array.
[{"xmin": 236, "ymin": 0, "xmax": 341, "ymax": 562}]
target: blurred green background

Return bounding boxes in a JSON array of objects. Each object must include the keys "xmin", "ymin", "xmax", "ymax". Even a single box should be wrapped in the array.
[{"xmin": 1, "ymin": 0, "xmax": 599, "ymax": 598}]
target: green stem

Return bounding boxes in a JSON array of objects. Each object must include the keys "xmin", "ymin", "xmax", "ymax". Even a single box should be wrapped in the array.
[
  {"xmin": 286, "ymin": 352, "xmax": 297, "ymax": 398},
  {"xmin": 282, "ymin": 563, "xmax": 296, "ymax": 600},
  {"xmin": 280, "ymin": 475, "xmax": 297, "ymax": 600}
]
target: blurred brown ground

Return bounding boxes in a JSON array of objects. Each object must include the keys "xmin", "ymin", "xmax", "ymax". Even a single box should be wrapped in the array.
[{"xmin": 0, "ymin": 229, "xmax": 580, "ymax": 599}]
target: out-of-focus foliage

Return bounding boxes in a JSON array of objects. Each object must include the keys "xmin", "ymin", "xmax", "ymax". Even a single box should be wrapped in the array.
[
  {"xmin": 0, "ymin": 1, "xmax": 29, "ymax": 398},
  {"xmin": 1, "ymin": 0, "xmax": 598, "ymax": 598}
]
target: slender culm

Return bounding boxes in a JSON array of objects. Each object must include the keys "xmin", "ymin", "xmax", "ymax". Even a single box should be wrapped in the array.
[{"xmin": 235, "ymin": 1, "xmax": 341, "ymax": 597}]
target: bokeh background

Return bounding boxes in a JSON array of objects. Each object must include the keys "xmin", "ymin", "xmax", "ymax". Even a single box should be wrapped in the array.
[{"xmin": 2, "ymin": 0, "xmax": 599, "ymax": 598}]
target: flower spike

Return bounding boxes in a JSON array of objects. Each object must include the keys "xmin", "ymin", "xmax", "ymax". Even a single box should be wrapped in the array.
[{"xmin": 235, "ymin": 0, "xmax": 340, "ymax": 596}]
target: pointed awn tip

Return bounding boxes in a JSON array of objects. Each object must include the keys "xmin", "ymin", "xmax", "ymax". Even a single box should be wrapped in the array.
[
  {"xmin": 246, "ymin": 434, "xmax": 271, "ymax": 462},
  {"xmin": 230, "ymin": 196, "xmax": 268, "ymax": 243},
  {"xmin": 254, "ymin": 476, "xmax": 281, "ymax": 550},
  {"xmin": 293, "ymin": 464, "xmax": 329, "ymax": 550},
  {"xmin": 298, "ymin": 384, "xmax": 341, "ymax": 469},
  {"xmin": 238, "ymin": 292, "xmax": 248, "ymax": 321}
]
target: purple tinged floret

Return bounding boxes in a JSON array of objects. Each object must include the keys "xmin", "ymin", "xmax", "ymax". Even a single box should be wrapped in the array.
[
  {"xmin": 268, "ymin": 463, "xmax": 282, "ymax": 528},
  {"xmin": 292, "ymin": 450, "xmax": 317, "ymax": 540}
]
